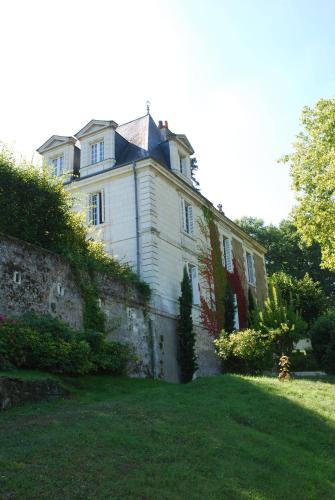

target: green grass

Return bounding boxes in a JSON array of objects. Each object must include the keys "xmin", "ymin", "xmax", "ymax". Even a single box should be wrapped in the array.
[{"xmin": 0, "ymin": 372, "xmax": 335, "ymax": 499}]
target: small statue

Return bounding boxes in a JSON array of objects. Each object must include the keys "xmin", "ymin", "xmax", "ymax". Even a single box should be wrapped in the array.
[{"xmin": 278, "ymin": 355, "xmax": 292, "ymax": 380}]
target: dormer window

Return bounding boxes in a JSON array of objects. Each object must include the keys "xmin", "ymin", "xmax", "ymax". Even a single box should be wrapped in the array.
[
  {"xmin": 91, "ymin": 140, "xmax": 104, "ymax": 164},
  {"xmin": 52, "ymin": 155, "xmax": 64, "ymax": 176},
  {"xmin": 179, "ymin": 155, "xmax": 184, "ymax": 174}
]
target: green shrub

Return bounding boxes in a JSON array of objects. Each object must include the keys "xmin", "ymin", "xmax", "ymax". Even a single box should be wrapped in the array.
[
  {"xmin": 93, "ymin": 341, "xmax": 132, "ymax": 375},
  {"xmin": 310, "ymin": 311, "xmax": 335, "ymax": 365},
  {"xmin": 290, "ymin": 350, "xmax": 320, "ymax": 371},
  {"xmin": 323, "ymin": 339, "xmax": 335, "ymax": 375},
  {"xmin": 214, "ymin": 329, "xmax": 272, "ymax": 374},
  {"xmin": 19, "ymin": 312, "xmax": 77, "ymax": 341},
  {"xmin": 270, "ymin": 272, "xmax": 326, "ymax": 326},
  {"xmin": 82, "ymin": 330, "xmax": 132, "ymax": 375},
  {"xmin": 0, "ymin": 313, "xmax": 131, "ymax": 376},
  {"xmin": 251, "ymin": 284, "xmax": 307, "ymax": 356},
  {"xmin": 0, "ymin": 318, "xmax": 92, "ymax": 375},
  {"xmin": 310, "ymin": 311, "xmax": 335, "ymax": 373}
]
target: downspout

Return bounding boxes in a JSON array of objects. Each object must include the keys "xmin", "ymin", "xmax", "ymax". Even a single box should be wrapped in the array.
[{"xmin": 132, "ymin": 161, "xmax": 140, "ymax": 277}]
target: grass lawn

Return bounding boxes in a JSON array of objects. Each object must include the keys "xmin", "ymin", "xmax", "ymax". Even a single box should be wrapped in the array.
[{"xmin": 0, "ymin": 372, "xmax": 335, "ymax": 499}]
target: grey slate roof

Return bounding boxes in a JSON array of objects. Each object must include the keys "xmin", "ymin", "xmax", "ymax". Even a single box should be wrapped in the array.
[{"xmin": 115, "ymin": 114, "xmax": 172, "ymax": 168}]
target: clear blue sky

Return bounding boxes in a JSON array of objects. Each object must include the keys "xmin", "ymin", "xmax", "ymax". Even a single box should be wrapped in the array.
[{"xmin": 1, "ymin": 0, "xmax": 334, "ymax": 224}]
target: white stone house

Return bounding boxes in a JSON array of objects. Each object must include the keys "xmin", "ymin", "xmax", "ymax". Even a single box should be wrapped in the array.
[{"xmin": 37, "ymin": 113, "xmax": 267, "ymax": 382}]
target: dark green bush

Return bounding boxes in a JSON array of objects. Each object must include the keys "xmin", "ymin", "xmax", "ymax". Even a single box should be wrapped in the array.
[
  {"xmin": 0, "ymin": 313, "xmax": 131, "ymax": 376},
  {"xmin": 290, "ymin": 350, "xmax": 320, "ymax": 371},
  {"xmin": 19, "ymin": 312, "xmax": 77, "ymax": 342},
  {"xmin": 82, "ymin": 330, "xmax": 132, "ymax": 375},
  {"xmin": 309, "ymin": 311, "xmax": 335, "ymax": 374},
  {"xmin": 0, "ymin": 318, "xmax": 92, "ymax": 375},
  {"xmin": 323, "ymin": 339, "xmax": 335, "ymax": 375},
  {"xmin": 310, "ymin": 311, "xmax": 335, "ymax": 366}
]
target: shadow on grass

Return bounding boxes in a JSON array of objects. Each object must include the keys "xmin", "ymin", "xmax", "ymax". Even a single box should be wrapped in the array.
[{"xmin": 0, "ymin": 374, "xmax": 335, "ymax": 499}]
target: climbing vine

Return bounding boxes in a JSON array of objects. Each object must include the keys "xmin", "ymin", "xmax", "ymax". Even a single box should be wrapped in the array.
[
  {"xmin": 198, "ymin": 207, "xmax": 249, "ymax": 336},
  {"xmin": 198, "ymin": 207, "xmax": 231, "ymax": 337}
]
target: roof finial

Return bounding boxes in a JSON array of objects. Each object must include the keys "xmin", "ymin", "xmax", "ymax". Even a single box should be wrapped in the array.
[{"xmin": 146, "ymin": 100, "xmax": 151, "ymax": 115}]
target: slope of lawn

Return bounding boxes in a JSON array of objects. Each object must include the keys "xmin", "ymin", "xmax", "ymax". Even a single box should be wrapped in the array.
[{"xmin": 0, "ymin": 371, "xmax": 335, "ymax": 499}]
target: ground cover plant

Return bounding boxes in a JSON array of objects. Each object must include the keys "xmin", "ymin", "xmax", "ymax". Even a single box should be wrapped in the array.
[{"xmin": 0, "ymin": 372, "xmax": 334, "ymax": 499}]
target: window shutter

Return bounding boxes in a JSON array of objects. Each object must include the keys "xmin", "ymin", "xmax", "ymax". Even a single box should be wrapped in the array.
[
  {"xmin": 181, "ymin": 199, "xmax": 187, "ymax": 232},
  {"xmin": 246, "ymin": 252, "xmax": 255, "ymax": 284},
  {"xmin": 188, "ymin": 205, "xmax": 194, "ymax": 234},
  {"xmin": 88, "ymin": 193, "xmax": 93, "ymax": 224},
  {"xmin": 233, "ymin": 294, "xmax": 239, "ymax": 330},
  {"xmin": 191, "ymin": 266, "xmax": 200, "ymax": 305},
  {"xmin": 99, "ymin": 190, "xmax": 105, "ymax": 224},
  {"xmin": 224, "ymin": 238, "xmax": 233, "ymax": 272}
]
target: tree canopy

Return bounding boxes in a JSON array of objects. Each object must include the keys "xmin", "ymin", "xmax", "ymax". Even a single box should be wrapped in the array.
[
  {"xmin": 280, "ymin": 98, "xmax": 335, "ymax": 271},
  {"xmin": 235, "ymin": 216, "xmax": 335, "ymax": 302}
]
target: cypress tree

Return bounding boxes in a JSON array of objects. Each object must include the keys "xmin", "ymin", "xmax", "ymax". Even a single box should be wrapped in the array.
[{"xmin": 177, "ymin": 266, "xmax": 197, "ymax": 383}]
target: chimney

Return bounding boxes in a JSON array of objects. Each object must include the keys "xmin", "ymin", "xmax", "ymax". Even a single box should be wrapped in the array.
[
  {"xmin": 164, "ymin": 120, "xmax": 169, "ymax": 129},
  {"xmin": 158, "ymin": 120, "xmax": 163, "ymax": 129}
]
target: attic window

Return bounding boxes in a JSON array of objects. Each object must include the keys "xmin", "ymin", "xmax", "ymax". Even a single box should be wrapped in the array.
[
  {"xmin": 179, "ymin": 155, "xmax": 184, "ymax": 174},
  {"xmin": 57, "ymin": 283, "xmax": 65, "ymax": 296},
  {"xmin": 52, "ymin": 155, "xmax": 64, "ymax": 176},
  {"xmin": 13, "ymin": 271, "xmax": 21, "ymax": 284},
  {"xmin": 91, "ymin": 140, "xmax": 104, "ymax": 164}
]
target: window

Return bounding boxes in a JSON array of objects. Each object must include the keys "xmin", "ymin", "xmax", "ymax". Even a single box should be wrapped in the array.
[
  {"xmin": 182, "ymin": 200, "xmax": 194, "ymax": 235},
  {"xmin": 179, "ymin": 155, "xmax": 184, "ymax": 174},
  {"xmin": 246, "ymin": 251, "xmax": 255, "ymax": 285},
  {"xmin": 52, "ymin": 155, "xmax": 64, "ymax": 176},
  {"xmin": 222, "ymin": 236, "xmax": 233, "ymax": 273},
  {"xmin": 57, "ymin": 283, "xmax": 65, "ymax": 296},
  {"xmin": 13, "ymin": 271, "xmax": 21, "ymax": 284},
  {"xmin": 233, "ymin": 294, "xmax": 239, "ymax": 330},
  {"xmin": 187, "ymin": 263, "xmax": 200, "ymax": 305},
  {"xmin": 91, "ymin": 140, "xmax": 104, "ymax": 164},
  {"xmin": 88, "ymin": 191, "xmax": 104, "ymax": 225}
]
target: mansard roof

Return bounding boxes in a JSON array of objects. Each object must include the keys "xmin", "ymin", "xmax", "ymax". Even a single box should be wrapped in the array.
[
  {"xmin": 75, "ymin": 119, "xmax": 118, "ymax": 139},
  {"xmin": 37, "ymin": 135, "xmax": 76, "ymax": 154},
  {"xmin": 114, "ymin": 113, "xmax": 194, "ymax": 168},
  {"xmin": 115, "ymin": 114, "xmax": 170, "ymax": 167},
  {"xmin": 37, "ymin": 114, "xmax": 194, "ymax": 170}
]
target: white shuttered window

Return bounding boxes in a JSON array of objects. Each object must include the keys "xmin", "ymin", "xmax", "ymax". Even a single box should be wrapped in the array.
[
  {"xmin": 222, "ymin": 236, "xmax": 233, "ymax": 272},
  {"xmin": 246, "ymin": 251, "xmax": 255, "ymax": 285},
  {"xmin": 187, "ymin": 263, "xmax": 200, "ymax": 305},
  {"xmin": 182, "ymin": 199, "xmax": 194, "ymax": 235}
]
